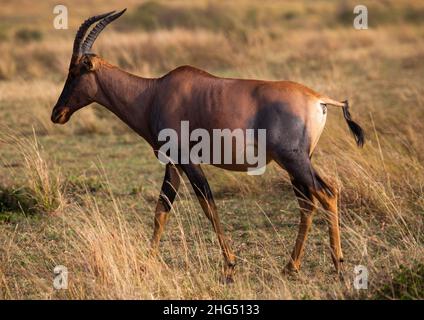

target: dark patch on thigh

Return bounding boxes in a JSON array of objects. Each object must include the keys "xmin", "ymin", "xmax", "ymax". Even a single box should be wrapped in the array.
[{"xmin": 252, "ymin": 102, "xmax": 310, "ymax": 155}]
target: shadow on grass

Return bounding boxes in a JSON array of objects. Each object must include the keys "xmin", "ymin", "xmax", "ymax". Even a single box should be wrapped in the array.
[{"xmin": 0, "ymin": 185, "xmax": 37, "ymax": 222}]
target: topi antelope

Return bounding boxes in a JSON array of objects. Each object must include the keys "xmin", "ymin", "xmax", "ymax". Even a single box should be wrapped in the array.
[{"xmin": 51, "ymin": 9, "xmax": 365, "ymax": 282}]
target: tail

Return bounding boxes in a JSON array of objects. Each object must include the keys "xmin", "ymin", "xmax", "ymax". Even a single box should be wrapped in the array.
[{"xmin": 321, "ymin": 97, "xmax": 365, "ymax": 147}]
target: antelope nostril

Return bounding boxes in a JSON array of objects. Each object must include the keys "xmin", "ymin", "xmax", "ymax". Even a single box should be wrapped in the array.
[
  {"xmin": 51, "ymin": 107, "xmax": 69, "ymax": 123},
  {"xmin": 51, "ymin": 108, "xmax": 61, "ymax": 121}
]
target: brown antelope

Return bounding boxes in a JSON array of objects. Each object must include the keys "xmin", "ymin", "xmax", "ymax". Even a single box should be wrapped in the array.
[{"xmin": 51, "ymin": 10, "xmax": 365, "ymax": 282}]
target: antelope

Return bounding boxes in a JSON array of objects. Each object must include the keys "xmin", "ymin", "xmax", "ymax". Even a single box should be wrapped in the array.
[{"xmin": 51, "ymin": 9, "xmax": 365, "ymax": 282}]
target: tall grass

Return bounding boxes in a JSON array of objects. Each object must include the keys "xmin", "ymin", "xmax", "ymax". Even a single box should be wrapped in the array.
[
  {"xmin": 0, "ymin": 128, "xmax": 422, "ymax": 299},
  {"xmin": 0, "ymin": 129, "xmax": 64, "ymax": 215}
]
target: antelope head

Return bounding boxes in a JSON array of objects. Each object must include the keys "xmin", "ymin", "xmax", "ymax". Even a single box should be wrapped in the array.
[{"xmin": 51, "ymin": 9, "xmax": 126, "ymax": 124}]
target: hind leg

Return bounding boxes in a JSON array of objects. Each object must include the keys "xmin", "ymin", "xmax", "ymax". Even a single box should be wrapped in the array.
[
  {"xmin": 274, "ymin": 151, "xmax": 343, "ymax": 274},
  {"xmin": 284, "ymin": 179, "xmax": 318, "ymax": 273},
  {"xmin": 312, "ymin": 183, "xmax": 344, "ymax": 274}
]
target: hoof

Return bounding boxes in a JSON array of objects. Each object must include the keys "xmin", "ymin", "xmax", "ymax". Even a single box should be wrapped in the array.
[
  {"xmin": 222, "ymin": 275, "xmax": 235, "ymax": 285},
  {"xmin": 330, "ymin": 259, "xmax": 346, "ymax": 282},
  {"xmin": 147, "ymin": 248, "xmax": 158, "ymax": 259},
  {"xmin": 283, "ymin": 262, "xmax": 300, "ymax": 275},
  {"xmin": 222, "ymin": 263, "xmax": 236, "ymax": 284},
  {"xmin": 336, "ymin": 265, "xmax": 345, "ymax": 282},
  {"xmin": 335, "ymin": 258, "xmax": 345, "ymax": 277}
]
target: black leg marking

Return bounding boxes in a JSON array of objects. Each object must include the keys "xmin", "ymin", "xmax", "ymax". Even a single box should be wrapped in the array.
[
  {"xmin": 150, "ymin": 164, "xmax": 181, "ymax": 253},
  {"xmin": 180, "ymin": 164, "xmax": 236, "ymax": 281}
]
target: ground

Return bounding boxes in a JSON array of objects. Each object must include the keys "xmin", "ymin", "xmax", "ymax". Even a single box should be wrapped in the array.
[{"xmin": 0, "ymin": 0, "xmax": 423, "ymax": 299}]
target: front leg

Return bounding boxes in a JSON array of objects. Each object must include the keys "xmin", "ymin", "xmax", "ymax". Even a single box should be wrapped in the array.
[
  {"xmin": 150, "ymin": 164, "xmax": 181, "ymax": 255},
  {"xmin": 180, "ymin": 164, "xmax": 236, "ymax": 283}
]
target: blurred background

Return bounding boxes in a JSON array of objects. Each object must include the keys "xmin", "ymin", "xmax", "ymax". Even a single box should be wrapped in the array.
[
  {"xmin": 1, "ymin": 0, "xmax": 423, "ymax": 137},
  {"xmin": 0, "ymin": 1, "xmax": 423, "ymax": 299}
]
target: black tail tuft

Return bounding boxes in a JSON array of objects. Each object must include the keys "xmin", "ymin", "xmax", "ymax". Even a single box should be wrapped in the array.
[{"xmin": 342, "ymin": 100, "xmax": 365, "ymax": 147}]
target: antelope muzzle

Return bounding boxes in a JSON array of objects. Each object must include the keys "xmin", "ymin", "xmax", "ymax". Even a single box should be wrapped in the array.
[{"xmin": 51, "ymin": 106, "xmax": 72, "ymax": 124}]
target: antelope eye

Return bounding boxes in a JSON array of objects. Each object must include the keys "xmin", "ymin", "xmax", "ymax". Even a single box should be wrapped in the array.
[{"xmin": 81, "ymin": 59, "xmax": 94, "ymax": 72}]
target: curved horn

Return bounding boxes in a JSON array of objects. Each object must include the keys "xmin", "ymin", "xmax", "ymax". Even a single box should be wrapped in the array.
[
  {"xmin": 81, "ymin": 9, "xmax": 127, "ymax": 55},
  {"xmin": 71, "ymin": 11, "xmax": 115, "ymax": 66}
]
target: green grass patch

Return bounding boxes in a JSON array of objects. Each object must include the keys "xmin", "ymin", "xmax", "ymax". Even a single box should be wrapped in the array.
[
  {"xmin": 376, "ymin": 263, "xmax": 424, "ymax": 299},
  {"xmin": 0, "ymin": 186, "xmax": 37, "ymax": 222}
]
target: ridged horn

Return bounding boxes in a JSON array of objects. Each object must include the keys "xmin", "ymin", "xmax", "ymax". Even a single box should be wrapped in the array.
[
  {"xmin": 80, "ymin": 9, "xmax": 127, "ymax": 55},
  {"xmin": 71, "ymin": 11, "xmax": 115, "ymax": 66}
]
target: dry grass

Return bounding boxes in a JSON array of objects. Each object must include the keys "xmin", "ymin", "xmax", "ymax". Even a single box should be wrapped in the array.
[{"xmin": 0, "ymin": 0, "xmax": 423, "ymax": 299}]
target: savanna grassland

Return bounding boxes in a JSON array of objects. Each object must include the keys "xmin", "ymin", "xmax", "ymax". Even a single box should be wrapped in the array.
[{"xmin": 0, "ymin": 0, "xmax": 423, "ymax": 299}]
